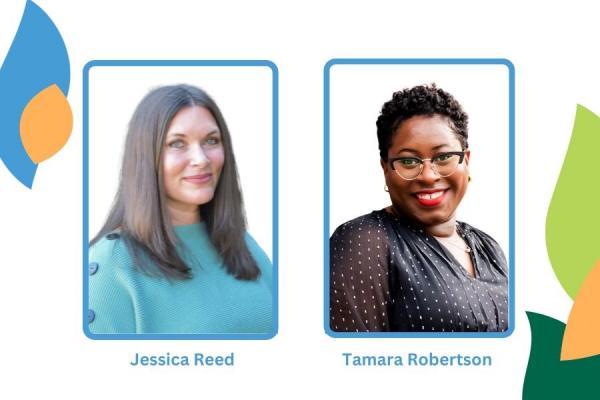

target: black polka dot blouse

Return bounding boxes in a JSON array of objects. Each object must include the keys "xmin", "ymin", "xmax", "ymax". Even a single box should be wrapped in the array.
[{"xmin": 329, "ymin": 210, "xmax": 509, "ymax": 333}]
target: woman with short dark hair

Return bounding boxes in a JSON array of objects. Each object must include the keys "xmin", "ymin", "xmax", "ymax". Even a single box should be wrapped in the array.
[{"xmin": 330, "ymin": 84, "xmax": 508, "ymax": 333}]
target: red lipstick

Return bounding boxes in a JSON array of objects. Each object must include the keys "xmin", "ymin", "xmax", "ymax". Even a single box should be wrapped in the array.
[{"xmin": 414, "ymin": 189, "xmax": 447, "ymax": 207}]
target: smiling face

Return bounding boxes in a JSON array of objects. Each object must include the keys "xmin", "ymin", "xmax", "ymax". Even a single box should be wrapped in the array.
[
  {"xmin": 381, "ymin": 114, "xmax": 470, "ymax": 228},
  {"xmin": 162, "ymin": 106, "xmax": 225, "ymax": 224}
]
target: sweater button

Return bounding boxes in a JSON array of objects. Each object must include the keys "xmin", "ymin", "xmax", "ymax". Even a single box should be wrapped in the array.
[
  {"xmin": 89, "ymin": 262, "xmax": 99, "ymax": 275},
  {"xmin": 88, "ymin": 309, "xmax": 95, "ymax": 323}
]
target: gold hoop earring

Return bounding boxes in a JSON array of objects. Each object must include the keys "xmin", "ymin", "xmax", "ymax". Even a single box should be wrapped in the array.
[{"xmin": 468, "ymin": 176, "xmax": 472, "ymax": 182}]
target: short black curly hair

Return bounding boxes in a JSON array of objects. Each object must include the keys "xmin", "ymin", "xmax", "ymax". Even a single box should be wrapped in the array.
[{"xmin": 376, "ymin": 83, "xmax": 469, "ymax": 160}]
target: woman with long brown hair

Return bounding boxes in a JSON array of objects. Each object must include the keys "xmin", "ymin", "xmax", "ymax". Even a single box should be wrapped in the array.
[{"xmin": 87, "ymin": 84, "xmax": 272, "ymax": 334}]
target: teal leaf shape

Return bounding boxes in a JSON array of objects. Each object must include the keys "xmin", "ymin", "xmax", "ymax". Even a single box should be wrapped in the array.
[
  {"xmin": 546, "ymin": 104, "xmax": 600, "ymax": 300},
  {"xmin": 523, "ymin": 312, "xmax": 600, "ymax": 399}
]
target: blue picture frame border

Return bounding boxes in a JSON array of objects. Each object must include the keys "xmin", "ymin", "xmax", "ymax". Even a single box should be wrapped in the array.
[
  {"xmin": 323, "ymin": 58, "xmax": 515, "ymax": 338},
  {"xmin": 82, "ymin": 59, "xmax": 279, "ymax": 340}
]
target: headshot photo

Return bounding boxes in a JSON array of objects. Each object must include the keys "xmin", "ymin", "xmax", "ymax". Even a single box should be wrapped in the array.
[
  {"xmin": 326, "ymin": 61, "xmax": 513, "ymax": 336},
  {"xmin": 84, "ymin": 63, "xmax": 276, "ymax": 338}
]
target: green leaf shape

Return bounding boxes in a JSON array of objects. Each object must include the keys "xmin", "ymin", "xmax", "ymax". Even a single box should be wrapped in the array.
[
  {"xmin": 524, "ymin": 312, "xmax": 600, "ymax": 399},
  {"xmin": 546, "ymin": 104, "xmax": 600, "ymax": 300}
]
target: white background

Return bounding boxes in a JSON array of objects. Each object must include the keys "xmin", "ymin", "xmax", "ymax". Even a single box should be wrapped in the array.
[
  {"xmin": 88, "ymin": 66, "xmax": 273, "ymax": 257},
  {"xmin": 0, "ymin": 0, "xmax": 595, "ymax": 399}
]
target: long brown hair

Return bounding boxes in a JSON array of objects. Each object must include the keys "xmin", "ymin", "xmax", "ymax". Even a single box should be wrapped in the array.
[{"xmin": 91, "ymin": 84, "xmax": 260, "ymax": 280}]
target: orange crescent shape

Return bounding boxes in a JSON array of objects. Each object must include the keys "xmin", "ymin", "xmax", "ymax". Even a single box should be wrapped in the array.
[
  {"xmin": 19, "ymin": 83, "xmax": 73, "ymax": 164},
  {"xmin": 561, "ymin": 260, "xmax": 600, "ymax": 361}
]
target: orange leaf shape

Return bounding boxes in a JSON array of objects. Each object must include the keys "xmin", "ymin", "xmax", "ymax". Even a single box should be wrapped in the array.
[
  {"xmin": 19, "ymin": 83, "xmax": 73, "ymax": 163},
  {"xmin": 561, "ymin": 260, "xmax": 600, "ymax": 361}
]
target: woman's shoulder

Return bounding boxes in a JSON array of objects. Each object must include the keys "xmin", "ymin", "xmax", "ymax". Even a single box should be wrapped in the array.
[
  {"xmin": 458, "ymin": 221, "xmax": 507, "ymax": 258},
  {"xmin": 89, "ymin": 232, "xmax": 136, "ymax": 277},
  {"xmin": 90, "ymin": 231, "xmax": 127, "ymax": 256},
  {"xmin": 458, "ymin": 221, "xmax": 499, "ymax": 243},
  {"xmin": 331, "ymin": 210, "xmax": 391, "ymax": 242},
  {"xmin": 244, "ymin": 232, "xmax": 272, "ymax": 268}
]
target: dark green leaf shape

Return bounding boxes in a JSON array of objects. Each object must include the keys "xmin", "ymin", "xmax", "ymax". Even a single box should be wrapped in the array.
[
  {"xmin": 524, "ymin": 312, "xmax": 600, "ymax": 399},
  {"xmin": 546, "ymin": 104, "xmax": 600, "ymax": 300}
]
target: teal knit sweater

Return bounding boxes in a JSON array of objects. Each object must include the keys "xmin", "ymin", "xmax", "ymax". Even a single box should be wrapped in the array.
[{"xmin": 87, "ymin": 223, "xmax": 273, "ymax": 334}]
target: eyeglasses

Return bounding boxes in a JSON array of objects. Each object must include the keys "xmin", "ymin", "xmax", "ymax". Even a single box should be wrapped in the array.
[{"xmin": 388, "ymin": 151, "xmax": 465, "ymax": 180}]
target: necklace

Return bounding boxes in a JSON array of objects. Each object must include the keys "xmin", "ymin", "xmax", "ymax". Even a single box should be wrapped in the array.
[{"xmin": 434, "ymin": 234, "xmax": 471, "ymax": 253}]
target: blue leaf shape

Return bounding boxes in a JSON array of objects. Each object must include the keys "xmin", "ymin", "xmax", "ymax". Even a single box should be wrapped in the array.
[{"xmin": 0, "ymin": 0, "xmax": 70, "ymax": 188}]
